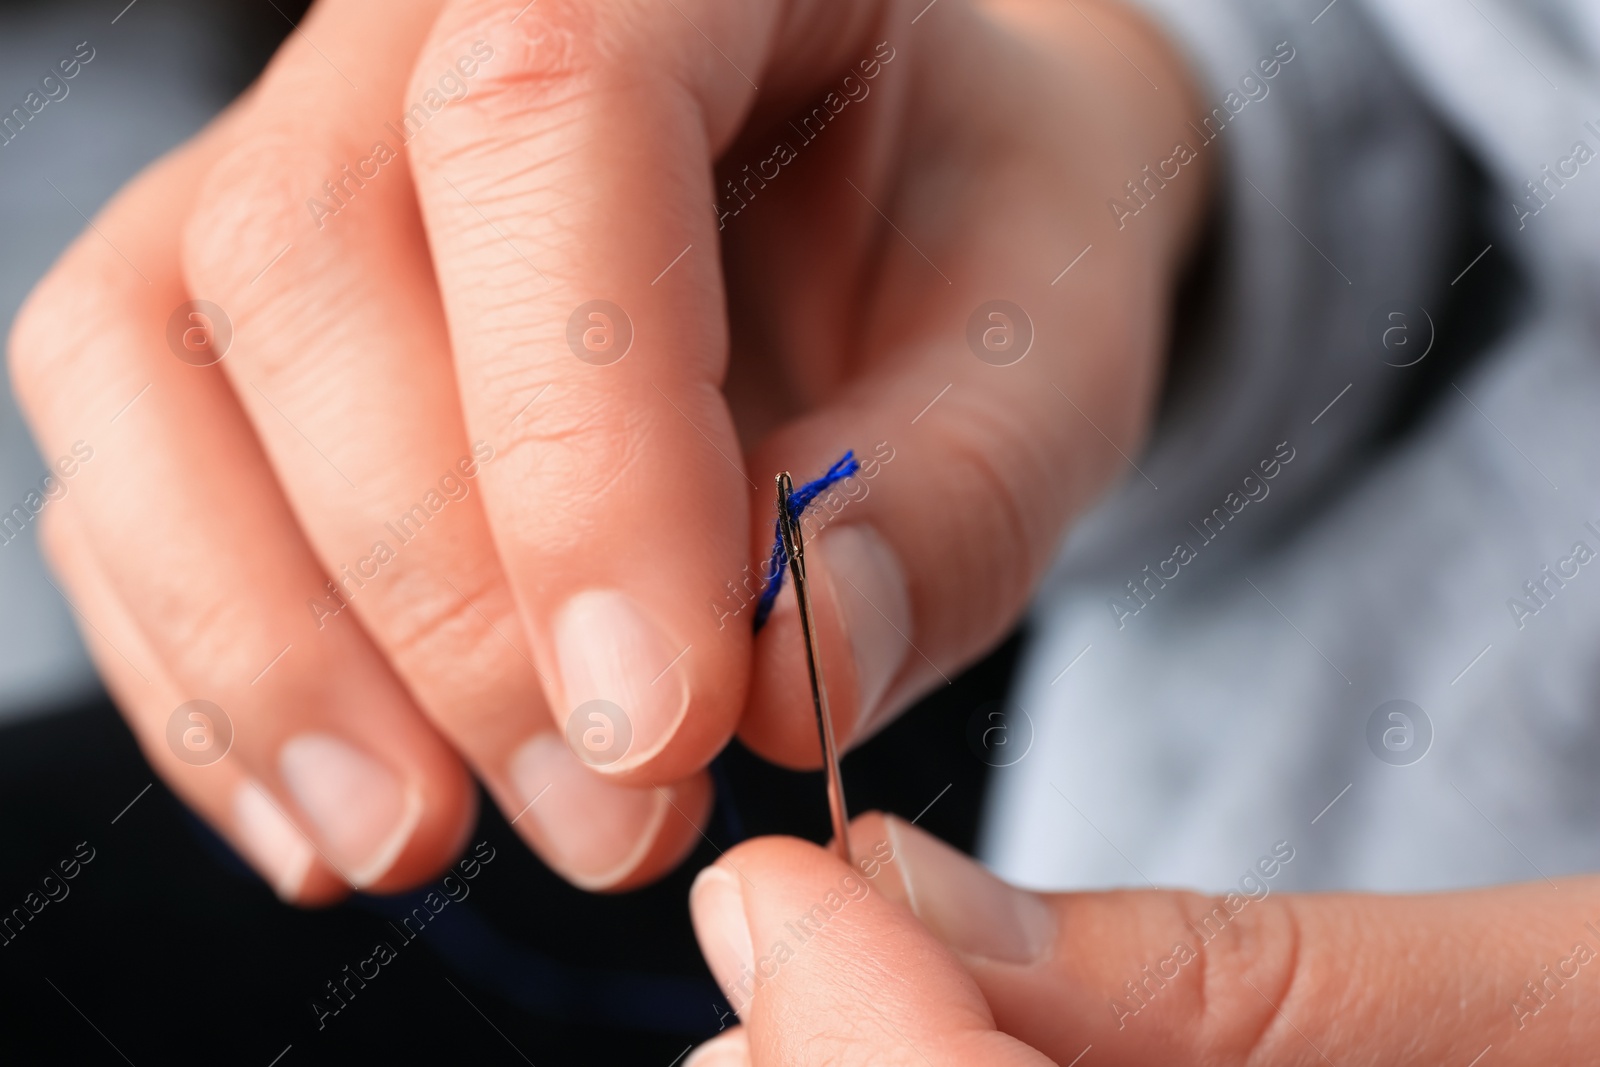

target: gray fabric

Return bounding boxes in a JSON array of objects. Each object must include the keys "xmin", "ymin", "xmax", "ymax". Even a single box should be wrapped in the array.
[
  {"xmin": 985, "ymin": 0, "xmax": 1600, "ymax": 893},
  {"xmin": 0, "ymin": 0, "xmax": 246, "ymax": 720}
]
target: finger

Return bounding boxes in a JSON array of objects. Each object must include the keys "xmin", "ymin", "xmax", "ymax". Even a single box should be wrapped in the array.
[
  {"xmin": 684, "ymin": 1028, "xmax": 750, "ymax": 1067},
  {"xmin": 863, "ymin": 810, "xmax": 1271, "ymax": 1064},
  {"xmin": 864, "ymin": 811, "xmax": 1168, "ymax": 1064},
  {"xmin": 862, "ymin": 813, "xmax": 1600, "ymax": 1065},
  {"xmin": 688, "ymin": 832, "xmax": 1053, "ymax": 1066},
  {"xmin": 405, "ymin": 0, "xmax": 895, "ymax": 785},
  {"xmin": 38, "ymin": 509, "xmax": 348, "ymax": 906},
  {"xmin": 179, "ymin": 0, "xmax": 708, "ymax": 889},
  {"xmin": 736, "ymin": 2, "xmax": 1212, "ymax": 765},
  {"xmin": 507, "ymin": 733, "xmax": 714, "ymax": 893},
  {"xmin": 9, "ymin": 123, "xmax": 473, "ymax": 894}
]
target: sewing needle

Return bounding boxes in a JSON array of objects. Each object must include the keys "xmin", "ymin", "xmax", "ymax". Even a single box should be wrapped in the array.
[{"xmin": 776, "ymin": 471, "xmax": 853, "ymax": 865}]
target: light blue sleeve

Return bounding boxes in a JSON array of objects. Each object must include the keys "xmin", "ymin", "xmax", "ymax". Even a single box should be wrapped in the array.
[{"xmin": 1051, "ymin": 0, "xmax": 1476, "ymax": 591}]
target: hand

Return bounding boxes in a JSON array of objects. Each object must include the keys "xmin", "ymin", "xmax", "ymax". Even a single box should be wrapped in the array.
[
  {"xmin": 9, "ymin": 0, "xmax": 1206, "ymax": 901},
  {"xmin": 688, "ymin": 813, "xmax": 1600, "ymax": 1064}
]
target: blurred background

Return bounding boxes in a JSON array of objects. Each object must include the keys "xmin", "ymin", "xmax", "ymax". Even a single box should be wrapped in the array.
[{"xmin": 0, "ymin": 3, "xmax": 1018, "ymax": 1062}]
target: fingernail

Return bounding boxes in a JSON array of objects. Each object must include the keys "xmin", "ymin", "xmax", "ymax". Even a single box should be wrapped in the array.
[
  {"xmin": 508, "ymin": 731, "xmax": 669, "ymax": 889},
  {"xmin": 233, "ymin": 779, "xmax": 314, "ymax": 901},
  {"xmin": 690, "ymin": 866, "xmax": 755, "ymax": 1010},
  {"xmin": 278, "ymin": 733, "xmax": 422, "ymax": 888},
  {"xmin": 886, "ymin": 815, "xmax": 1054, "ymax": 965},
  {"xmin": 685, "ymin": 1030, "xmax": 751, "ymax": 1067},
  {"xmin": 820, "ymin": 524, "xmax": 910, "ymax": 734},
  {"xmin": 553, "ymin": 590, "xmax": 688, "ymax": 773}
]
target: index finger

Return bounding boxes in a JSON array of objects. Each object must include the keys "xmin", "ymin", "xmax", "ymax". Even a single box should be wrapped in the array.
[{"xmin": 405, "ymin": 0, "xmax": 888, "ymax": 782}]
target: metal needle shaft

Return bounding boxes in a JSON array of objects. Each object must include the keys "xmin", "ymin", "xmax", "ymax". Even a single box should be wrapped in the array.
[{"xmin": 776, "ymin": 472, "xmax": 852, "ymax": 865}]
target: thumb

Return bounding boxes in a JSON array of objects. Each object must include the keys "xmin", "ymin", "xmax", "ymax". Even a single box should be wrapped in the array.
[
  {"xmin": 860, "ymin": 814, "xmax": 1600, "ymax": 1066},
  {"xmin": 861, "ymin": 811, "xmax": 1233, "ymax": 1066},
  {"xmin": 733, "ymin": 3, "xmax": 1208, "ymax": 766},
  {"xmin": 687, "ymin": 831, "xmax": 1054, "ymax": 1066},
  {"xmin": 861, "ymin": 811, "xmax": 1298, "ymax": 1066}
]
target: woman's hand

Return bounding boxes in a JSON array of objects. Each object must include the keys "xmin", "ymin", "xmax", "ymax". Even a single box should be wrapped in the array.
[
  {"xmin": 689, "ymin": 813, "xmax": 1600, "ymax": 1065},
  {"xmin": 9, "ymin": 0, "xmax": 1206, "ymax": 901}
]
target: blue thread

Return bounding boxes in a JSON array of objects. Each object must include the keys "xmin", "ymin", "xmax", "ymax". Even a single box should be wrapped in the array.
[{"xmin": 751, "ymin": 451, "xmax": 859, "ymax": 633}]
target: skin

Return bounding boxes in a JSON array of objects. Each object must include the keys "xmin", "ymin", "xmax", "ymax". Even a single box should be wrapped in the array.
[
  {"xmin": 9, "ymin": 0, "xmax": 1199, "ymax": 897},
  {"xmin": 687, "ymin": 815, "xmax": 1600, "ymax": 1065},
  {"xmin": 27, "ymin": 0, "xmax": 1585, "ymax": 1059}
]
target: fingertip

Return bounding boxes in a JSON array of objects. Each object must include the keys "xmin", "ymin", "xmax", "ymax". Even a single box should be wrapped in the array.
[
  {"xmin": 502, "ymin": 726, "xmax": 712, "ymax": 892},
  {"xmin": 232, "ymin": 778, "xmax": 318, "ymax": 901},
  {"xmin": 706, "ymin": 825, "xmax": 1005, "ymax": 1057},
  {"xmin": 352, "ymin": 752, "xmax": 478, "ymax": 894},
  {"xmin": 524, "ymin": 559, "xmax": 750, "ymax": 798},
  {"xmin": 685, "ymin": 1028, "xmax": 751, "ymax": 1067},
  {"xmin": 816, "ymin": 523, "xmax": 912, "ymax": 732},
  {"xmin": 738, "ymin": 583, "xmax": 826, "ymax": 769},
  {"xmin": 739, "ymin": 538, "xmax": 874, "ymax": 770},
  {"xmin": 289, "ymin": 864, "xmax": 355, "ymax": 908},
  {"xmin": 738, "ymin": 444, "xmax": 913, "ymax": 770},
  {"xmin": 868, "ymin": 813, "xmax": 1057, "ymax": 967},
  {"xmin": 716, "ymin": 831, "xmax": 837, "ymax": 877},
  {"xmin": 596, "ymin": 770, "xmax": 714, "ymax": 893},
  {"xmin": 845, "ymin": 810, "xmax": 910, "ymax": 901},
  {"xmin": 690, "ymin": 864, "xmax": 754, "ymax": 1014},
  {"xmin": 548, "ymin": 589, "xmax": 691, "ymax": 776}
]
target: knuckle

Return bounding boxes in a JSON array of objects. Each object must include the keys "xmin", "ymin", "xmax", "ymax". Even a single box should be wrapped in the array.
[
  {"xmin": 382, "ymin": 566, "xmax": 518, "ymax": 674},
  {"xmin": 8, "ymin": 242, "xmax": 124, "ymax": 415},
  {"xmin": 155, "ymin": 583, "xmax": 289, "ymax": 689},
  {"xmin": 8, "ymin": 268, "xmax": 71, "ymax": 410},
  {"xmin": 180, "ymin": 130, "xmax": 373, "ymax": 384},
  {"xmin": 406, "ymin": 0, "xmax": 633, "ymax": 171},
  {"xmin": 181, "ymin": 132, "xmax": 307, "ymax": 300},
  {"xmin": 492, "ymin": 377, "xmax": 654, "ymax": 526},
  {"xmin": 1186, "ymin": 894, "xmax": 1304, "ymax": 1064},
  {"xmin": 346, "ymin": 563, "xmax": 536, "ymax": 734}
]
